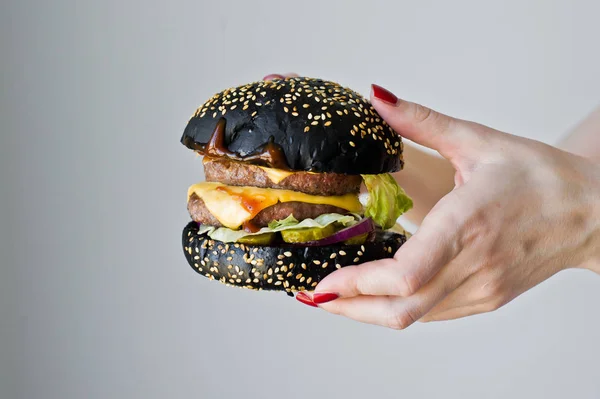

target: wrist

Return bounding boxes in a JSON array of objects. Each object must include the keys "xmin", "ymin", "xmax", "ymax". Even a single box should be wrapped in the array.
[{"xmin": 583, "ymin": 163, "xmax": 600, "ymax": 274}]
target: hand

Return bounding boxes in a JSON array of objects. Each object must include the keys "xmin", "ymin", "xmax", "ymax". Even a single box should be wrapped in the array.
[{"xmin": 295, "ymin": 83, "xmax": 600, "ymax": 328}]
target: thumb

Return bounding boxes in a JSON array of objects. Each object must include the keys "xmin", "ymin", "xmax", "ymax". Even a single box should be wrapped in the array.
[{"xmin": 370, "ymin": 84, "xmax": 482, "ymax": 161}]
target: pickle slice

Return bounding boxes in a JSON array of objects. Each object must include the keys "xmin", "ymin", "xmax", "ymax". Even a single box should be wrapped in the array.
[
  {"xmin": 237, "ymin": 232, "xmax": 275, "ymax": 245},
  {"xmin": 280, "ymin": 224, "xmax": 337, "ymax": 243},
  {"xmin": 343, "ymin": 232, "xmax": 368, "ymax": 245}
]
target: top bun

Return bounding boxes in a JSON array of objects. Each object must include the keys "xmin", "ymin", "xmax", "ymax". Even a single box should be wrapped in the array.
[{"xmin": 180, "ymin": 77, "xmax": 404, "ymax": 174}]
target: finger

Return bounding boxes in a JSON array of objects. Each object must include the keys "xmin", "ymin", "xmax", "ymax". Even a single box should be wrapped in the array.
[
  {"xmin": 419, "ymin": 265, "xmax": 492, "ymax": 317},
  {"xmin": 370, "ymin": 84, "xmax": 487, "ymax": 161},
  {"xmin": 315, "ymin": 258, "xmax": 470, "ymax": 329},
  {"xmin": 263, "ymin": 73, "xmax": 299, "ymax": 80},
  {"xmin": 420, "ymin": 300, "xmax": 504, "ymax": 322},
  {"xmin": 314, "ymin": 192, "xmax": 464, "ymax": 299}
]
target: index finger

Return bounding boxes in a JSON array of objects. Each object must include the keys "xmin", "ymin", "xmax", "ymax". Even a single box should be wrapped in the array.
[{"xmin": 312, "ymin": 193, "xmax": 464, "ymax": 299}]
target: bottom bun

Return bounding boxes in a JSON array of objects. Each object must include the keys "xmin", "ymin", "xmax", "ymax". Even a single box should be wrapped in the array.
[{"xmin": 182, "ymin": 221, "xmax": 407, "ymax": 293}]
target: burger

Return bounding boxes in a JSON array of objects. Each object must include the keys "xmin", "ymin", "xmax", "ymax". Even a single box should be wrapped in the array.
[{"xmin": 180, "ymin": 77, "xmax": 413, "ymax": 296}]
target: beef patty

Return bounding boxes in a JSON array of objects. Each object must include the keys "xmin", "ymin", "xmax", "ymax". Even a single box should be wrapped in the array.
[
  {"xmin": 203, "ymin": 158, "xmax": 362, "ymax": 196},
  {"xmin": 188, "ymin": 193, "xmax": 350, "ymax": 228}
]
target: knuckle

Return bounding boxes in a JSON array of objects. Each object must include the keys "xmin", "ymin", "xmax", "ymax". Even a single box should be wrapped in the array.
[
  {"xmin": 387, "ymin": 307, "xmax": 419, "ymax": 330},
  {"xmin": 413, "ymin": 103, "xmax": 433, "ymax": 124},
  {"xmin": 480, "ymin": 278, "xmax": 503, "ymax": 299},
  {"xmin": 411, "ymin": 103, "xmax": 452, "ymax": 134},
  {"xmin": 483, "ymin": 298, "xmax": 505, "ymax": 313},
  {"xmin": 400, "ymin": 273, "xmax": 420, "ymax": 297}
]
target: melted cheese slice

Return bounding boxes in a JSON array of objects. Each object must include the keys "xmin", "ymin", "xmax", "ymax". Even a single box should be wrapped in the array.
[
  {"xmin": 188, "ymin": 182, "xmax": 362, "ymax": 229},
  {"xmin": 257, "ymin": 166, "xmax": 294, "ymax": 184}
]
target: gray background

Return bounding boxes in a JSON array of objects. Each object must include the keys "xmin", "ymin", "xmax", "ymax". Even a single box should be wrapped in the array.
[{"xmin": 2, "ymin": 0, "xmax": 599, "ymax": 398}]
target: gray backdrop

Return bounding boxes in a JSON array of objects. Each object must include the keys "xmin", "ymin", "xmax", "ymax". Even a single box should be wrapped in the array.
[{"xmin": 2, "ymin": 1, "xmax": 599, "ymax": 398}]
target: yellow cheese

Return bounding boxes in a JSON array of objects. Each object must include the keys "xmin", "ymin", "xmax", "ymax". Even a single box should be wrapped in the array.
[
  {"xmin": 257, "ymin": 166, "xmax": 294, "ymax": 184},
  {"xmin": 188, "ymin": 182, "xmax": 363, "ymax": 229}
]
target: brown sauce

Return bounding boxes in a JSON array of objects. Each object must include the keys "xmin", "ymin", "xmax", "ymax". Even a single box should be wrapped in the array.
[
  {"xmin": 185, "ymin": 118, "xmax": 290, "ymax": 170},
  {"xmin": 215, "ymin": 185, "xmax": 265, "ymax": 220},
  {"xmin": 242, "ymin": 220, "xmax": 261, "ymax": 233}
]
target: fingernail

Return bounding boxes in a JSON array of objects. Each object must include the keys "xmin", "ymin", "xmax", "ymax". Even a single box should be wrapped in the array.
[
  {"xmin": 371, "ymin": 84, "xmax": 398, "ymax": 105},
  {"xmin": 312, "ymin": 292, "xmax": 339, "ymax": 304},
  {"xmin": 263, "ymin": 74, "xmax": 286, "ymax": 81},
  {"xmin": 295, "ymin": 292, "xmax": 318, "ymax": 307}
]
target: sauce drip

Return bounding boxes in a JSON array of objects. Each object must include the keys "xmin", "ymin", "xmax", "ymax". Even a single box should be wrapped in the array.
[
  {"xmin": 184, "ymin": 118, "xmax": 291, "ymax": 170},
  {"xmin": 215, "ymin": 186, "xmax": 266, "ymax": 220},
  {"xmin": 242, "ymin": 220, "xmax": 261, "ymax": 233}
]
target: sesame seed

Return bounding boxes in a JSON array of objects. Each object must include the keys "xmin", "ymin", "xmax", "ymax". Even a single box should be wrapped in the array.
[
  {"xmin": 303, "ymin": 104, "xmax": 310, "ymax": 108},
  {"xmin": 283, "ymin": 106, "xmax": 289, "ymax": 113},
  {"xmin": 349, "ymin": 141, "xmax": 356, "ymax": 147},
  {"xmin": 353, "ymin": 257, "xmax": 360, "ymax": 262},
  {"xmin": 336, "ymin": 264, "xmax": 341, "ymax": 269},
  {"xmin": 304, "ymin": 126, "xmax": 310, "ymax": 132},
  {"xmin": 301, "ymin": 263, "xmax": 307, "ymax": 270},
  {"xmin": 284, "ymin": 251, "xmax": 292, "ymax": 257},
  {"xmin": 308, "ymin": 113, "xmax": 313, "ymax": 119},
  {"xmin": 276, "ymin": 260, "xmax": 283, "ymax": 265},
  {"xmin": 324, "ymin": 121, "xmax": 332, "ymax": 126},
  {"xmin": 339, "ymin": 250, "xmax": 347, "ymax": 256}
]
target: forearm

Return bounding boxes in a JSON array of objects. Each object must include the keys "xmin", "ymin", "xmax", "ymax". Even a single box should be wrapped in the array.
[{"xmin": 558, "ymin": 105, "xmax": 600, "ymax": 161}]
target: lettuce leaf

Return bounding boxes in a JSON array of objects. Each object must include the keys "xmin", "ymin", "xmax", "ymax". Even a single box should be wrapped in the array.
[
  {"xmin": 361, "ymin": 173, "xmax": 413, "ymax": 229},
  {"xmin": 197, "ymin": 213, "xmax": 359, "ymax": 243}
]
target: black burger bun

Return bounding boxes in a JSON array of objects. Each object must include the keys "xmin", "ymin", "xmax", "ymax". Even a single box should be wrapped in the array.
[
  {"xmin": 181, "ymin": 77, "xmax": 404, "ymax": 174},
  {"xmin": 182, "ymin": 221, "xmax": 407, "ymax": 293}
]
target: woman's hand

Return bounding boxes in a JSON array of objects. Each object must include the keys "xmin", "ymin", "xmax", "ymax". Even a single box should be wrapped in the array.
[{"xmin": 296, "ymin": 83, "xmax": 600, "ymax": 328}]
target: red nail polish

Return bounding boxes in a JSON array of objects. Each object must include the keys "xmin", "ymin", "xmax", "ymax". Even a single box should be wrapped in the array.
[
  {"xmin": 263, "ymin": 74, "xmax": 286, "ymax": 81},
  {"xmin": 312, "ymin": 292, "xmax": 339, "ymax": 304},
  {"xmin": 296, "ymin": 292, "xmax": 318, "ymax": 307},
  {"xmin": 371, "ymin": 84, "xmax": 398, "ymax": 105}
]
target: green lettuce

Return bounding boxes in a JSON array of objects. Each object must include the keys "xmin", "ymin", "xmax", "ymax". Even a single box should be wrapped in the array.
[
  {"xmin": 361, "ymin": 173, "xmax": 413, "ymax": 229},
  {"xmin": 198, "ymin": 213, "xmax": 359, "ymax": 243}
]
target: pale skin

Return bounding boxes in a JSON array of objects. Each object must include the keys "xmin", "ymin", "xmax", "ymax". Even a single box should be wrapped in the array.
[{"xmin": 264, "ymin": 73, "xmax": 600, "ymax": 328}]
